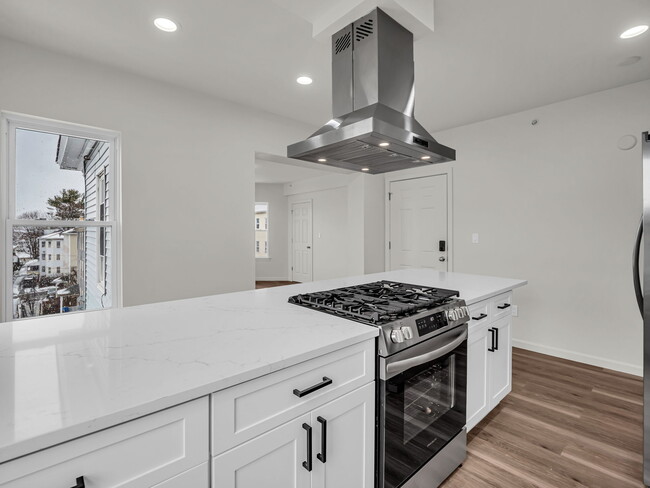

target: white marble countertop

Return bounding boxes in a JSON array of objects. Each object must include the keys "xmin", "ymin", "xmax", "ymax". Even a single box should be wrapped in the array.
[{"xmin": 0, "ymin": 269, "xmax": 525, "ymax": 464}]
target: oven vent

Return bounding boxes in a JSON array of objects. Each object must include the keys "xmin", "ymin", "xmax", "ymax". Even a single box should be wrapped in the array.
[
  {"xmin": 335, "ymin": 31, "xmax": 351, "ymax": 55},
  {"xmin": 355, "ymin": 18, "xmax": 374, "ymax": 41}
]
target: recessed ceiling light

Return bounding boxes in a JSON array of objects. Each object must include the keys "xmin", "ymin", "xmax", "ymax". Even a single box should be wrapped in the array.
[
  {"xmin": 154, "ymin": 18, "xmax": 178, "ymax": 32},
  {"xmin": 421, "ymin": 155, "xmax": 431, "ymax": 160},
  {"xmin": 620, "ymin": 25, "xmax": 648, "ymax": 39},
  {"xmin": 318, "ymin": 158, "xmax": 327, "ymax": 162},
  {"xmin": 379, "ymin": 142, "xmax": 390, "ymax": 147},
  {"xmin": 361, "ymin": 167, "xmax": 370, "ymax": 171},
  {"xmin": 297, "ymin": 76, "xmax": 313, "ymax": 85}
]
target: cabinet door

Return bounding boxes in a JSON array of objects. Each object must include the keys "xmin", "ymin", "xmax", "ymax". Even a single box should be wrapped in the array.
[
  {"xmin": 488, "ymin": 316, "xmax": 512, "ymax": 406},
  {"xmin": 212, "ymin": 413, "xmax": 311, "ymax": 488},
  {"xmin": 311, "ymin": 382, "xmax": 375, "ymax": 488},
  {"xmin": 466, "ymin": 323, "xmax": 490, "ymax": 431}
]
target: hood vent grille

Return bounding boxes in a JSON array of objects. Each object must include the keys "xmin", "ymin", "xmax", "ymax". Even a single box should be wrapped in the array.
[
  {"xmin": 355, "ymin": 18, "xmax": 374, "ymax": 41},
  {"xmin": 335, "ymin": 31, "xmax": 351, "ymax": 54}
]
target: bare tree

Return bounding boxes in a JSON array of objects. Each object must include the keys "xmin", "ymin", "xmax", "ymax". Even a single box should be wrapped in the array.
[{"xmin": 13, "ymin": 211, "xmax": 46, "ymax": 259}]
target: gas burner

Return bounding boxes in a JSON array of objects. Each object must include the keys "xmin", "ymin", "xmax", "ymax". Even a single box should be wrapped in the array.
[{"xmin": 288, "ymin": 280, "xmax": 459, "ymax": 326}]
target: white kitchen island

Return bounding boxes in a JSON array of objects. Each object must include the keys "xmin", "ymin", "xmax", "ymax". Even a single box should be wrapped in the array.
[{"xmin": 0, "ymin": 269, "xmax": 525, "ymax": 487}]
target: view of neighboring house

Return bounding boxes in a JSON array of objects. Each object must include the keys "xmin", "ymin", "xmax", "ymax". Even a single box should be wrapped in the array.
[
  {"xmin": 255, "ymin": 203, "xmax": 269, "ymax": 258},
  {"xmin": 37, "ymin": 230, "xmax": 78, "ymax": 277},
  {"xmin": 11, "ymin": 135, "xmax": 111, "ymax": 319}
]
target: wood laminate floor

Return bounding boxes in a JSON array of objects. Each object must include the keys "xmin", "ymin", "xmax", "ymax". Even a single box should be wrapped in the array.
[
  {"xmin": 255, "ymin": 281, "xmax": 299, "ymax": 289},
  {"xmin": 441, "ymin": 348, "xmax": 644, "ymax": 488}
]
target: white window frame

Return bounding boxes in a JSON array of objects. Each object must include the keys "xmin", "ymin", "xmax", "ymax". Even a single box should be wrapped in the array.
[
  {"xmin": 96, "ymin": 170, "xmax": 107, "ymax": 292},
  {"xmin": 255, "ymin": 202, "xmax": 270, "ymax": 260},
  {"xmin": 0, "ymin": 111, "xmax": 123, "ymax": 322}
]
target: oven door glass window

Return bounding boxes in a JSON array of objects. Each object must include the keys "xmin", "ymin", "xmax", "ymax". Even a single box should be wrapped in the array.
[{"xmin": 381, "ymin": 341, "xmax": 466, "ymax": 488}]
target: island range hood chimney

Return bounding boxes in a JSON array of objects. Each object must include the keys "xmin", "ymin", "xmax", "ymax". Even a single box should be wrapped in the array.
[{"xmin": 288, "ymin": 8, "xmax": 455, "ymax": 174}]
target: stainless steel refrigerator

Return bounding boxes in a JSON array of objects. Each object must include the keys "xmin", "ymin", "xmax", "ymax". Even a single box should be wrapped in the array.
[{"xmin": 634, "ymin": 131, "xmax": 650, "ymax": 486}]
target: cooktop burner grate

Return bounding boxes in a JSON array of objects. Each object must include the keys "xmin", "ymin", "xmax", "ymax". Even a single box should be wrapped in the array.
[{"xmin": 288, "ymin": 280, "xmax": 459, "ymax": 326}]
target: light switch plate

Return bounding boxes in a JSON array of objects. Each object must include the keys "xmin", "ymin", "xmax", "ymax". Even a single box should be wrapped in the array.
[{"xmin": 472, "ymin": 233, "xmax": 479, "ymax": 244}]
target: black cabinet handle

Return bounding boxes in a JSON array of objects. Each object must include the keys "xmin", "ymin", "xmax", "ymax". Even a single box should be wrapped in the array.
[
  {"xmin": 497, "ymin": 303, "xmax": 511, "ymax": 310},
  {"xmin": 495, "ymin": 327, "xmax": 499, "ymax": 351},
  {"xmin": 472, "ymin": 313, "xmax": 487, "ymax": 321},
  {"xmin": 71, "ymin": 477, "xmax": 85, "ymax": 488},
  {"xmin": 293, "ymin": 377, "xmax": 332, "ymax": 398},
  {"xmin": 488, "ymin": 328, "xmax": 496, "ymax": 352},
  {"xmin": 316, "ymin": 416, "xmax": 327, "ymax": 463},
  {"xmin": 302, "ymin": 423, "xmax": 312, "ymax": 472}
]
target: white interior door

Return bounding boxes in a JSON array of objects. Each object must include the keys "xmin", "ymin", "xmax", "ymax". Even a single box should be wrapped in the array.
[
  {"xmin": 389, "ymin": 175, "xmax": 448, "ymax": 271},
  {"xmin": 291, "ymin": 201, "xmax": 313, "ymax": 282}
]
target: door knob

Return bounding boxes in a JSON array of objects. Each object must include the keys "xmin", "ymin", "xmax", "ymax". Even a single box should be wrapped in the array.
[{"xmin": 439, "ymin": 257, "xmax": 446, "ymax": 262}]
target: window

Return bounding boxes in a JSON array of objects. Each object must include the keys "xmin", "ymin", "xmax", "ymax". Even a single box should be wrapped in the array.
[
  {"xmin": 1, "ymin": 112, "xmax": 121, "ymax": 320},
  {"xmin": 254, "ymin": 202, "xmax": 269, "ymax": 258},
  {"xmin": 96, "ymin": 171, "xmax": 108, "ymax": 290}
]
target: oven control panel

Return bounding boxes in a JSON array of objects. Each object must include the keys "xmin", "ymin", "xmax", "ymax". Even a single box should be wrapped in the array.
[{"xmin": 415, "ymin": 311, "xmax": 448, "ymax": 336}]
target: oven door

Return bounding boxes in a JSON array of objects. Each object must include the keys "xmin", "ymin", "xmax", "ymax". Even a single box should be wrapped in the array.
[{"xmin": 378, "ymin": 324, "xmax": 467, "ymax": 488}]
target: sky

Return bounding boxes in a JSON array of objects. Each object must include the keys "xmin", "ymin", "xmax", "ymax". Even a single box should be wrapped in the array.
[{"xmin": 15, "ymin": 129, "xmax": 87, "ymax": 217}]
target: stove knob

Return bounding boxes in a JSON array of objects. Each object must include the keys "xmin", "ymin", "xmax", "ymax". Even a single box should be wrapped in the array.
[
  {"xmin": 401, "ymin": 326, "xmax": 413, "ymax": 340},
  {"xmin": 390, "ymin": 329, "xmax": 405, "ymax": 344},
  {"xmin": 447, "ymin": 310, "xmax": 457, "ymax": 321}
]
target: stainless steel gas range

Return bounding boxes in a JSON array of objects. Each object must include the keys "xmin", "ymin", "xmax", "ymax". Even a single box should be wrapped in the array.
[{"xmin": 289, "ymin": 280, "xmax": 469, "ymax": 488}]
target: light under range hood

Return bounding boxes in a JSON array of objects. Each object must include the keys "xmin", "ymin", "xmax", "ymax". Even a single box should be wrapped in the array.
[{"xmin": 288, "ymin": 8, "xmax": 455, "ymax": 174}]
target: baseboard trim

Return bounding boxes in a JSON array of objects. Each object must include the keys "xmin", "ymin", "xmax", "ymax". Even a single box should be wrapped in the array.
[
  {"xmin": 255, "ymin": 277, "xmax": 290, "ymax": 282},
  {"xmin": 512, "ymin": 339, "xmax": 642, "ymax": 377}
]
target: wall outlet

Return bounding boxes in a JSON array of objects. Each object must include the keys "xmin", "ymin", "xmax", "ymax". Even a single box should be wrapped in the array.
[
  {"xmin": 512, "ymin": 305, "xmax": 518, "ymax": 317},
  {"xmin": 472, "ymin": 233, "xmax": 479, "ymax": 244}
]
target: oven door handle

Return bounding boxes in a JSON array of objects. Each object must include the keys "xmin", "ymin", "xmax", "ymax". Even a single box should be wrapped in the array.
[{"xmin": 385, "ymin": 329, "xmax": 467, "ymax": 378}]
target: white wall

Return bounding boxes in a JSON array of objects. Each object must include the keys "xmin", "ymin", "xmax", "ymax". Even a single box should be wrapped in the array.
[
  {"xmin": 255, "ymin": 183, "xmax": 289, "ymax": 281},
  {"xmin": 0, "ymin": 38, "xmax": 311, "ymax": 310},
  {"xmin": 388, "ymin": 80, "xmax": 650, "ymax": 375},
  {"xmin": 285, "ymin": 173, "xmax": 384, "ymax": 281}
]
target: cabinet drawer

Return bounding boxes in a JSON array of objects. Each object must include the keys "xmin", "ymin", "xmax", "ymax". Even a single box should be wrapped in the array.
[
  {"xmin": 468, "ymin": 300, "xmax": 490, "ymax": 328},
  {"xmin": 212, "ymin": 340, "xmax": 374, "ymax": 456},
  {"xmin": 0, "ymin": 398, "xmax": 209, "ymax": 488},
  {"xmin": 491, "ymin": 292, "xmax": 513, "ymax": 320}
]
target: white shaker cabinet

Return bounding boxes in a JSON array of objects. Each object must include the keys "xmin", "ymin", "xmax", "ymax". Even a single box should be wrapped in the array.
[
  {"xmin": 212, "ymin": 383, "xmax": 375, "ymax": 488},
  {"xmin": 466, "ymin": 292, "xmax": 514, "ymax": 431}
]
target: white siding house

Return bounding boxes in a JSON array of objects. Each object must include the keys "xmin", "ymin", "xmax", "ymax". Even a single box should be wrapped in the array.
[{"xmin": 55, "ymin": 136, "xmax": 112, "ymax": 311}]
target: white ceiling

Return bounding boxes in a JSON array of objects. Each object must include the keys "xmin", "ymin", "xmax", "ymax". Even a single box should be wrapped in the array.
[
  {"xmin": 255, "ymin": 153, "xmax": 352, "ymax": 183},
  {"xmin": 0, "ymin": 0, "xmax": 649, "ymax": 136}
]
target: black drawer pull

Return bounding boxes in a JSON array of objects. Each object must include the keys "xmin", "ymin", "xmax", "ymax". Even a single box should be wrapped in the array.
[
  {"xmin": 302, "ymin": 423, "xmax": 312, "ymax": 472},
  {"xmin": 71, "ymin": 477, "xmax": 85, "ymax": 488},
  {"xmin": 488, "ymin": 328, "xmax": 496, "ymax": 352},
  {"xmin": 317, "ymin": 416, "xmax": 327, "ymax": 463},
  {"xmin": 497, "ymin": 303, "xmax": 511, "ymax": 310},
  {"xmin": 472, "ymin": 313, "xmax": 487, "ymax": 321},
  {"xmin": 293, "ymin": 377, "xmax": 332, "ymax": 398}
]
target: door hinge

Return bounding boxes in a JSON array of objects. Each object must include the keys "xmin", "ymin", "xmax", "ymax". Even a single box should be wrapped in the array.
[
  {"xmin": 389, "ymin": 241, "xmax": 391, "ymax": 250},
  {"xmin": 388, "ymin": 192, "xmax": 392, "ymax": 201},
  {"xmin": 291, "ymin": 266, "xmax": 293, "ymax": 271}
]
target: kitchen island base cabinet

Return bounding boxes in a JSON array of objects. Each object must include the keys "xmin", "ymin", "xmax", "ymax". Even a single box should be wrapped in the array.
[
  {"xmin": 0, "ymin": 398, "xmax": 209, "ymax": 488},
  {"xmin": 212, "ymin": 382, "xmax": 375, "ymax": 488},
  {"xmin": 466, "ymin": 292, "xmax": 513, "ymax": 431}
]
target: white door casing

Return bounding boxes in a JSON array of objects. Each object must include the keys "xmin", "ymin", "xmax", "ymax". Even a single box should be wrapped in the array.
[
  {"xmin": 291, "ymin": 201, "xmax": 313, "ymax": 282},
  {"xmin": 388, "ymin": 175, "xmax": 448, "ymax": 271}
]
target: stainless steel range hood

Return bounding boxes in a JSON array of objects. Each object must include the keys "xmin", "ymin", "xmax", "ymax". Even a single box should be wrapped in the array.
[{"xmin": 287, "ymin": 8, "xmax": 455, "ymax": 174}]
